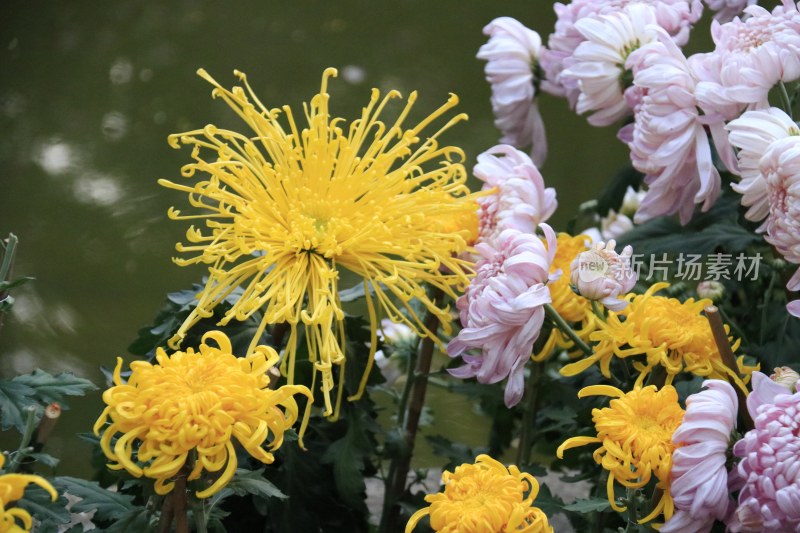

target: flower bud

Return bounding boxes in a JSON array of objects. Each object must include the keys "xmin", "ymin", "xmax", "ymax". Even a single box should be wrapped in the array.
[
  {"xmin": 770, "ymin": 366, "xmax": 800, "ymax": 392},
  {"xmin": 570, "ymin": 240, "xmax": 637, "ymax": 311},
  {"xmin": 697, "ymin": 280, "xmax": 725, "ymax": 301}
]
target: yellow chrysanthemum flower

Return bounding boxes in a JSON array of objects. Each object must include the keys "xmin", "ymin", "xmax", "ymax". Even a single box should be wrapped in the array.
[
  {"xmin": 159, "ymin": 68, "xmax": 479, "ymax": 415},
  {"xmin": 93, "ymin": 331, "xmax": 312, "ymax": 498},
  {"xmin": 405, "ymin": 455, "xmax": 552, "ymax": 533},
  {"xmin": 557, "ymin": 385, "xmax": 684, "ymax": 524},
  {"xmin": 533, "ymin": 233, "xmax": 599, "ymax": 361},
  {"xmin": 560, "ymin": 282, "xmax": 757, "ymax": 387},
  {"xmin": 0, "ymin": 454, "xmax": 57, "ymax": 532}
]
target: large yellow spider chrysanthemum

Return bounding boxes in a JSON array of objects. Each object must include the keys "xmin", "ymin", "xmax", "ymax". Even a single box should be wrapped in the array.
[
  {"xmin": 560, "ymin": 282, "xmax": 757, "ymax": 387},
  {"xmin": 533, "ymin": 233, "xmax": 599, "ymax": 361},
  {"xmin": 0, "ymin": 455, "xmax": 57, "ymax": 532},
  {"xmin": 405, "ymin": 455, "xmax": 552, "ymax": 533},
  {"xmin": 93, "ymin": 331, "xmax": 312, "ymax": 498},
  {"xmin": 159, "ymin": 68, "xmax": 479, "ymax": 415},
  {"xmin": 557, "ymin": 385, "xmax": 684, "ymax": 524}
]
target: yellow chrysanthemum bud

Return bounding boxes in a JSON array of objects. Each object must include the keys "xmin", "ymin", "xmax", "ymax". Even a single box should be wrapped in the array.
[
  {"xmin": 93, "ymin": 331, "xmax": 312, "ymax": 498},
  {"xmin": 406, "ymin": 455, "xmax": 552, "ymax": 533}
]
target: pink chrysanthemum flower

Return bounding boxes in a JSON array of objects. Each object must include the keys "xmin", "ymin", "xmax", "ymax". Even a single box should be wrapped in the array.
[
  {"xmin": 703, "ymin": 0, "xmax": 755, "ymax": 23},
  {"xmin": 561, "ymin": 4, "xmax": 659, "ymax": 126},
  {"xmin": 570, "ymin": 239, "xmax": 636, "ymax": 311},
  {"xmin": 540, "ymin": 0, "xmax": 702, "ymax": 104},
  {"xmin": 473, "ymin": 145, "xmax": 557, "ymax": 248},
  {"xmin": 730, "ymin": 371, "xmax": 800, "ymax": 531},
  {"xmin": 661, "ymin": 380, "xmax": 737, "ymax": 533},
  {"xmin": 448, "ymin": 225, "xmax": 558, "ymax": 407},
  {"xmin": 478, "ymin": 17, "xmax": 548, "ymax": 166},
  {"xmin": 727, "ymin": 108, "xmax": 800, "ymax": 224},
  {"xmin": 757, "ymin": 135, "xmax": 800, "ymax": 318},
  {"xmin": 627, "ymin": 29, "xmax": 729, "ymax": 224},
  {"xmin": 692, "ymin": 3, "xmax": 800, "ymax": 118}
]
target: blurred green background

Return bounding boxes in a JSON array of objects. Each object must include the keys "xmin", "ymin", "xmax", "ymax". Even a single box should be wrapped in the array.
[{"xmin": 0, "ymin": 1, "xmax": 631, "ymax": 473}]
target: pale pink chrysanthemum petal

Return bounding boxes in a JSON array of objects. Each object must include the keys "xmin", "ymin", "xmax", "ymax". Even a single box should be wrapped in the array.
[
  {"xmin": 703, "ymin": 0, "xmax": 756, "ymax": 23},
  {"xmin": 570, "ymin": 239, "xmax": 637, "ymax": 311},
  {"xmin": 473, "ymin": 145, "xmax": 558, "ymax": 248},
  {"xmin": 561, "ymin": 4, "xmax": 659, "ymax": 127},
  {"xmin": 662, "ymin": 380, "xmax": 737, "ymax": 533},
  {"xmin": 448, "ymin": 225, "xmax": 557, "ymax": 407},
  {"xmin": 693, "ymin": 3, "xmax": 800, "ymax": 119},
  {"xmin": 731, "ymin": 371, "xmax": 800, "ymax": 531},
  {"xmin": 727, "ymin": 108, "xmax": 800, "ymax": 225},
  {"xmin": 627, "ymin": 28, "xmax": 726, "ymax": 224},
  {"xmin": 478, "ymin": 17, "xmax": 548, "ymax": 166},
  {"xmin": 541, "ymin": 0, "xmax": 702, "ymax": 104}
]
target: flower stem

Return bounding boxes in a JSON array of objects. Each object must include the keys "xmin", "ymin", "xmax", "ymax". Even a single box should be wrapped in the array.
[
  {"xmin": 544, "ymin": 303, "xmax": 593, "ymax": 356},
  {"xmin": 7, "ymin": 405, "xmax": 38, "ymax": 474},
  {"xmin": 156, "ymin": 495, "xmax": 175, "ymax": 533},
  {"xmin": 779, "ymin": 81, "xmax": 794, "ymax": 118},
  {"xmin": 516, "ymin": 362, "xmax": 543, "ymax": 466},
  {"xmin": 379, "ymin": 288, "xmax": 443, "ymax": 533},
  {"xmin": 705, "ymin": 305, "xmax": 753, "ymax": 431},
  {"xmin": 624, "ymin": 488, "xmax": 639, "ymax": 532},
  {"xmin": 173, "ymin": 467, "xmax": 189, "ymax": 533},
  {"xmin": 0, "ymin": 234, "xmax": 19, "ymax": 335},
  {"xmin": 591, "ymin": 300, "xmax": 606, "ymax": 322}
]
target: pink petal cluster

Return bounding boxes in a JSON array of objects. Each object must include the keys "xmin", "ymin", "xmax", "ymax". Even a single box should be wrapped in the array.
[
  {"xmin": 702, "ymin": 0, "xmax": 755, "ymax": 23},
  {"xmin": 477, "ymin": 17, "xmax": 548, "ymax": 166},
  {"xmin": 448, "ymin": 225, "xmax": 557, "ymax": 407},
  {"xmin": 627, "ymin": 29, "xmax": 730, "ymax": 224},
  {"xmin": 692, "ymin": 3, "xmax": 800, "ymax": 119},
  {"xmin": 473, "ymin": 145, "xmax": 558, "ymax": 248},
  {"xmin": 540, "ymin": 0, "xmax": 702, "ymax": 104},
  {"xmin": 730, "ymin": 371, "xmax": 800, "ymax": 531},
  {"xmin": 727, "ymin": 108, "xmax": 800, "ymax": 225},
  {"xmin": 569, "ymin": 239, "xmax": 636, "ymax": 311},
  {"xmin": 561, "ymin": 4, "xmax": 659, "ymax": 127},
  {"xmin": 662, "ymin": 380, "xmax": 737, "ymax": 533}
]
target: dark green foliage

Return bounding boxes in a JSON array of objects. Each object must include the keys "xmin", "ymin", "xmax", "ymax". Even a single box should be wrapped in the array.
[{"xmin": 0, "ymin": 370, "xmax": 96, "ymax": 431}]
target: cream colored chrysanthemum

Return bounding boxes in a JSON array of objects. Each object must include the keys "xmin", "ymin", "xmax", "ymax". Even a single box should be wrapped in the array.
[
  {"xmin": 93, "ymin": 331, "xmax": 312, "ymax": 498},
  {"xmin": 160, "ymin": 68, "xmax": 479, "ymax": 415}
]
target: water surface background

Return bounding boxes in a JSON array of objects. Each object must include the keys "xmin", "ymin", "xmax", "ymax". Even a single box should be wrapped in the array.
[{"xmin": 1, "ymin": 1, "xmax": 633, "ymax": 474}]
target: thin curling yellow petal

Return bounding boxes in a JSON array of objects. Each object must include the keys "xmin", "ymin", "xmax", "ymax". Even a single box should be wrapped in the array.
[
  {"xmin": 406, "ymin": 455, "xmax": 552, "ymax": 533},
  {"xmin": 93, "ymin": 331, "xmax": 311, "ymax": 498},
  {"xmin": 161, "ymin": 68, "xmax": 479, "ymax": 417},
  {"xmin": 558, "ymin": 384, "xmax": 685, "ymax": 525},
  {"xmin": 0, "ymin": 468, "xmax": 57, "ymax": 532}
]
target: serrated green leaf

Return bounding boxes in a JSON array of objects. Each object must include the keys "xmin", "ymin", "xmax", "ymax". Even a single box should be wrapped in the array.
[
  {"xmin": 53, "ymin": 477, "xmax": 136, "ymax": 521},
  {"xmin": 225, "ymin": 469, "xmax": 286, "ymax": 499},
  {"xmin": 563, "ymin": 497, "xmax": 612, "ymax": 513},
  {"xmin": 0, "ymin": 378, "xmax": 36, "ymax": 430},
  {"xmin": 532, "ymin": 483, "xmax": 566, "ymax": 518},
  {"xmin": 0, "ymin": 276, "xmax": 34, "ymax": 292},
  {"xmin": 13, "ymin": 370, "xmax": 97, "ymax": 406},
  {"xmin": 103, "ymin": 508, "xmax": 153, "ymax": 533},
  {"xmin": 321, "ymin": 411, "xmax": 372, "ymax": 513},
  {"xmin": 16, "ymin": 485, "xmax": 71, "ymax": 525},
  {"xmin": 29, "ymin": 452, "xmax": 60, "ymax": 468}
]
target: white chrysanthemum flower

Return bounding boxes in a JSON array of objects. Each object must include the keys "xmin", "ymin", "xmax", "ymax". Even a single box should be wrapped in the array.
[
  {"xmin": 562, "ymin": 4, "xmax": 659, "ymax": 126},
  {"xmin": 478, "ymin": 17, "xmax": 548, "ymax": 166},
  {"xmin": 540, "ymin": 0, "xmax": 703, "ymax": 104},
  {"xmin": 727, "ymin": 108, "xmax": 800, "ymax": 225},
  {"xmin": 570, "ymin": 239, "xmax": 637, "ymax": 311}
]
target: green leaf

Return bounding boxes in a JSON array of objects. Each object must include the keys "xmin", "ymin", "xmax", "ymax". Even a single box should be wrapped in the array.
[
  {"xmin": 53, "ymin": 477, "xmax": 137, "ymax": 521},
  {"xmin": 596, "ymin": 165, "xmax": 643, "ymax": 217},
  {"xmin": 563, "ymin": 497, "xmax": 612, "ymax": 513},
  {"xmin": 321, "ymin": 410, "xmax": 373, "ymax": 513},
  {"xmin": 14, "ymin": 370, "xmax": 97, "ymax": 405},
  {"xmin": 225, "ymin": 468, "xmax": 287, "ymax": 499},
  {"xmin": 29, "ymin": 452, "xmax": 60, "ymax": 468},
  {"xmin": 104, "ymin": 508, "xmax": 153, "ymax": 533},
  {"xmin": 0, "ymin": 378, "xmax": 36, "ymax": 430},
  {"xmin": 532, "ymin": 483, "xmax": 566, "ymax": 518},
  {"xmin": 0, "ymin": 276, "xmax": 34, "ymax": 292},
  {"xmin": 16, "ymin": 485, "xmax": 71, "ymax": 526}
]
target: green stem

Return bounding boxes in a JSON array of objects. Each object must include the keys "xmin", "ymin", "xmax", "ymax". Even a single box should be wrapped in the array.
[
  {"xmin": 396, "ymin": 346, "xmax": 419, "ymax": 428},
  {"xmin": 516, "ymin": 363, "xmax": 543, "ymax": 466},
  {"xmin": 0, "ymin": 234, "xmax": 18, "ymax": 284},
  {"xmin": 7, "ymin": 406, "xmax": 38, "ymax": 473},
  {"xmin": 591, "ymin": 300, "xmax": 606, "ymax": 323},
  {"xmin": 544, "ymin": 304, "xmax": 593, "ymax": 356},
  {"xmin": 779, "ymin": 81, "xmax": 794, "ymax": 118},
  {"xmin": 624, "ymin": 488, "xmax": 639, "ymax": 532}
]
